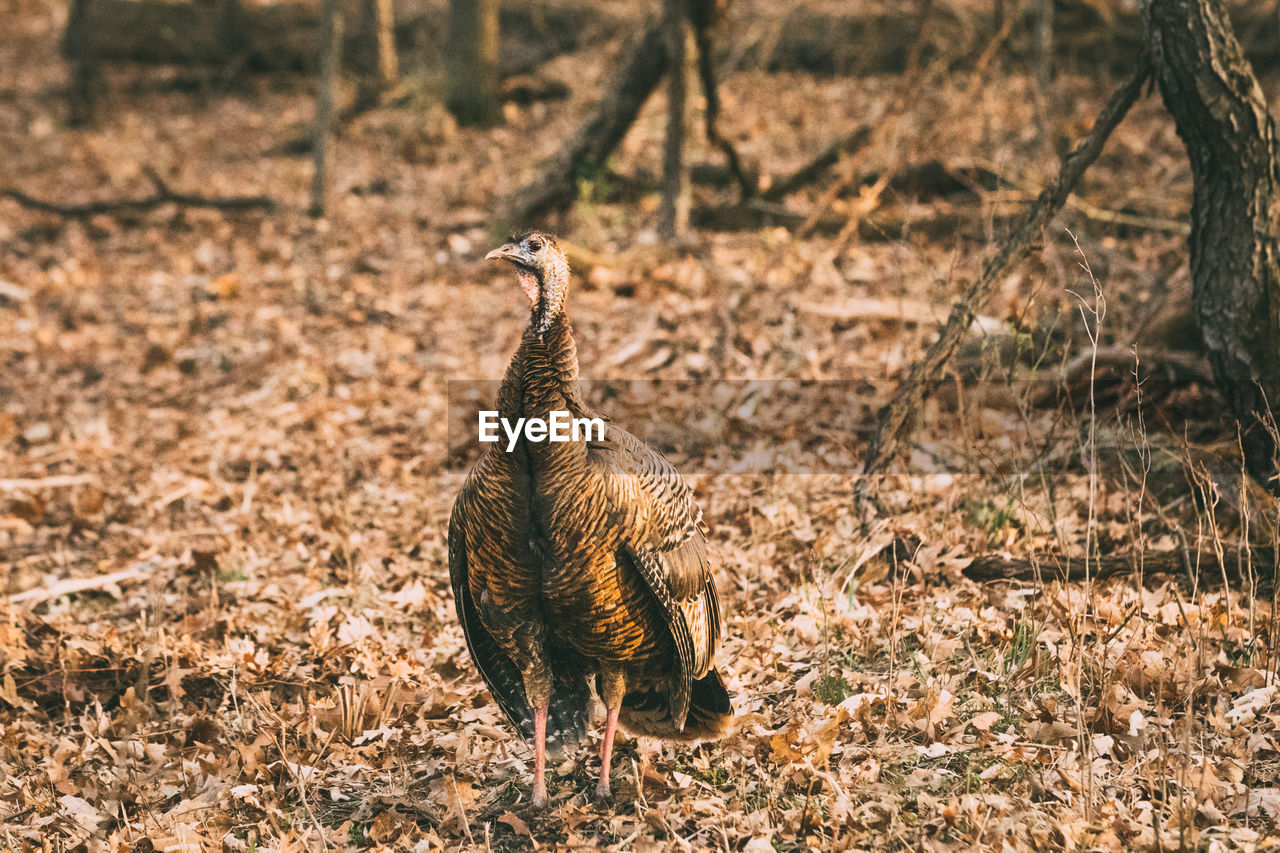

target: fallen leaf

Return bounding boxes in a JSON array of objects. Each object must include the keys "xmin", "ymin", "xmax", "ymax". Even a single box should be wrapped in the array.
[
  {"xmin": 59, "ymin": 795, "xmax": 104, "ymax": 830},
  {"xmin": 497, "ymin": 811, "xmax": 532, "ymax": 837},
  {"xmin": 969, "ymin": 711, "xmax": 1002, "ymax": 733}
]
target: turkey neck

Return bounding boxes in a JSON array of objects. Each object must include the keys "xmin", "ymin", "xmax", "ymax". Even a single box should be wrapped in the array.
[
  {"xmin": 494, "ymin": 313, "xmax": 574, "ymax": 414},
  {"xmin": 516, "ymin": 311, "xmax": 593, "ymax": 466}
]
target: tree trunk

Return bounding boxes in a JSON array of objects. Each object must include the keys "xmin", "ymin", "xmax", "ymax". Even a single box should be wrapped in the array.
[
  {"xmin": 1031, "ymin": 0, "xmax": 1054, "ymax": 150},
  {"xmin": 310, "ymin": 0, "xmax": 343, "ymax": 217},
  {"xmin": 692, "ymin": 0, "xmax": 751, "ymax": 200},
  {"xmin": 352, "ymin": 0, "xmax": 398, "ymax": 106},
  {"xmin": 63, "ymin": 0, "xmax": 100, "ymax": 126},
  {"xmin": 446, "ymin": 0, "xmax": 500, "ymax": 127},
  {"xmin": 1144, "ymin": 0, "xmax": 1280, "ymax": 495},
  {"xmin": 217, "ymin": 0, "xmax": 245, "ymax": 58},
  {"xmin": 658, "ymin": 0, "xmax": 691, "ymax": 242},
  {"xmin": 373, "ymin": 0, "xmax": 398, "ymax": 85}
]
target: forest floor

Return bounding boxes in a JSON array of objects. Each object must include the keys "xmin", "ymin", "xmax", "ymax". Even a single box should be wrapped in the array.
[{"xmin": 3, "ymin": 0, "xmax": 1280, "ymax": 850}]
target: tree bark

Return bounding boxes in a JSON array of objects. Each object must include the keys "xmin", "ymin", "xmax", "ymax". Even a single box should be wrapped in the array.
[
  {"xmin": 1144, "ymin": 0, "xmax": 1280, "ymax": 495},
  {"xmin": 499, "ymin": 21, "xmax": 670, "ymax": 230},
  {"xmin": 446, "ymin": 0, "xmax": 501, "ymax": 127}
]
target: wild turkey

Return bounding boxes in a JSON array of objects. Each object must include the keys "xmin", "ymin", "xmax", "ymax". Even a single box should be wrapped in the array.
[{"xmin": 448, "ymin": 231, "xmax": 732, "ymax": 807}]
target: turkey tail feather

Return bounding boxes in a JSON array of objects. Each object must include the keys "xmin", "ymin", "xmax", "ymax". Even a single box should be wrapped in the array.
[{"xmin": 617, "ymin": 668, "xmax": 732, "ymax": 742}]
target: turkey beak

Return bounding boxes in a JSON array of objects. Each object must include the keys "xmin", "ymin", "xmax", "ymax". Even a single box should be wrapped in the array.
[{"xmin": 485, "ymin": 243, "xmax": 528, "ymax": 266}]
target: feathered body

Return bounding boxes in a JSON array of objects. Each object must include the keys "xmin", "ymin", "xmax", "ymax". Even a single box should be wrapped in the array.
[{"xmin": 448, "ymin": 232, "xmax": 731, "ymax": 805}]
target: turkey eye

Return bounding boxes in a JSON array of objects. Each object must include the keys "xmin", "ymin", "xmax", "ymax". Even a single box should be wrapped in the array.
[{"xmin": 527, "ymin": 238, "xmax": 543, "ymax": 252}]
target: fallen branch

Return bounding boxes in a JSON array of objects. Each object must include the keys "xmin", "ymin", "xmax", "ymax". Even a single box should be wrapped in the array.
[
  {"xmin": 862, "ymin": 58, "xmax": 1152, "ymax": 475},
  {"xmin": 4, "ymin": 168, "xmax": 275, "ymax": 219},
  {"xmin": 795, "ymin": 296, "xmax": 1005, "ymax": 335},
  {"xmin": 0, "ymin": 280, "xmax": 32, "ymax": 304},
  {"xmin": 761, "ymin": 127, "xmax": 873, "ymax": 202},
  {"xmin": 6, "ymin": 565, "xmax": 151, "ymax": 605},
  {"xmin": 0, "ymin": 474, "xmax": 99, "ymax": 492},
  {"xmin": 499, "ymin": 21, "xmax": 669, "ymax": 229},
  {"xmin": 964, "ymin": 545, "xmax": 1276, "ymax": 591}
]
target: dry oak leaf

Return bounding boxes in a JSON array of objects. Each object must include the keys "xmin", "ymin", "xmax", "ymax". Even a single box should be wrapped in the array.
[
  {"xmin": 369, "ymin": 809, "xmax": 415, "ymax": 844},
  {"xmin": 906, "ymin": 686, "xmax": 955, "ymax": 736},
  {"xmin": 497, "ymin": 811, "xmax": 533, "ymax": 839},
  {"xmin": 149, "ymin": 822, "xmax": 211, "ymax": 853},
  {"xmin": 1231, "ymin": 788, "xmax": 1280, "ymax": 820},
  {"xmin": 969, "ymin": 711, "xmax": 1003, "ymax": 733},
  {"xmin": 1025, "ymin": 720, "xmax": 1078, "ymax": 744},
  {"xmin": 209, "ymin": 273, "xmax": 241, "ymax": 299},
  {"xmin": 770, "ymin": 711, "xmax": 845, "ymax": 765},
  {"xmin": 438, "ymin": 775, "xmax": 478, "ymax": 835},
  {"xmin": 59, "ymin": 795, "xmax": 105, "ymax": 831}
]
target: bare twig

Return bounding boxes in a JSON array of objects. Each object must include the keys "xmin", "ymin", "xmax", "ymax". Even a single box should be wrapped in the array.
[
  {"xmin": 971, "ymin": 11, "xmax": 1017, "ymax": 78},
  {"xmin": 1065, "ymin": 230, "xmax": 1104, "ymax": 815},
  {"xmin": 0, "ymin": 474, "xmax": 99, "ymax": 491},
  {"xmin": 450, "ymin": 775, "xmax": 475, "ymax": 844},
  {"xmin": 6, "ymin": 565, "xmax": 152, "ymax": 605},
  {"xmin": 862, "ymin": 58, "xmax": 1152, "ymax": 475},
  {"xmin": 692, "ymin": 2, "xmax": 752, "ymax": 200},
  {"xmin": 5, "ymin": 168, "xmax": 274, "ymax": 218}
]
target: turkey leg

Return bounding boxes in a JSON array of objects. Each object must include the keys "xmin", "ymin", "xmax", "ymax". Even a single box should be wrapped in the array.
[
  {"xmin": 532, "ymin": 704, "xmax": 548, "ymax": 807},
  {"xmin": 596, "ymin": 668, "xmax": 627, "ymax": 799},
  {"xmin": 596, "ymin": 705, "xmax": 620, "ymax": 799}
]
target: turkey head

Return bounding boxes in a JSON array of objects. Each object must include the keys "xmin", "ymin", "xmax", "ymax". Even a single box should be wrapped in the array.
[{"xmin": 485, "ymin": 231, "xmax": 571, "ymax": 335}]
